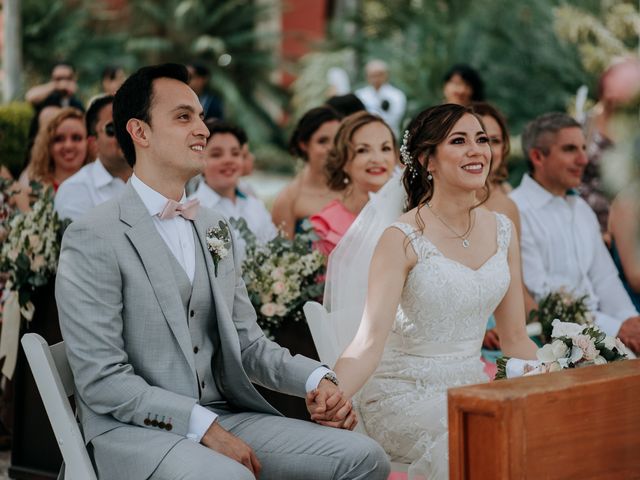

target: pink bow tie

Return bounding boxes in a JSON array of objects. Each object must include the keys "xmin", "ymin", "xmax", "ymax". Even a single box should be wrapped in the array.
[{"xmin": 158, "ymin": 198, "xmax": 200, "ymax": 221}]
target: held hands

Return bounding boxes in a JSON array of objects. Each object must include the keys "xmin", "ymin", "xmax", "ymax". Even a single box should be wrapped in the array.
[
  {"xmin": 305, "ymin": 378, "xmax": 358, "ymax": 430},
  {"xmin": 201, "ymin": 420, "xmax": 261, "ymax": 479}
]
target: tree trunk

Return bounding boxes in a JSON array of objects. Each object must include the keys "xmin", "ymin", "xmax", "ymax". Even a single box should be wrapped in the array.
[{"xmin": 2, "ymin": 0, "xmax": 23, "ymax": 103}]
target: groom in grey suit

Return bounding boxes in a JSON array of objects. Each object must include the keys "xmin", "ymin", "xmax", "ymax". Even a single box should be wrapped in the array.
[{"xmin": 55, "ymin": 64, "xmax": 389, "ymax": 480}]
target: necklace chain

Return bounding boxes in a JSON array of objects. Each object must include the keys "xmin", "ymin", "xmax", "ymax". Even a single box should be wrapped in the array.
[{"xmin": 426, "ymin": 203, "xmax": 475, "ymax": 248}]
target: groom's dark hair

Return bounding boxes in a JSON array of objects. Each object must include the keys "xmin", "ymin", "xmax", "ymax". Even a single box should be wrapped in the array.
[{"xmin": 113, "ymin": 63, "xmax": 190, "ymax": 167}]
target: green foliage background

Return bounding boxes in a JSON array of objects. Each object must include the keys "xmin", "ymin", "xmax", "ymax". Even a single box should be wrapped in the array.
[{"xmin": 0, "ymin": 103, "xmax": 33, "ymax": 177}]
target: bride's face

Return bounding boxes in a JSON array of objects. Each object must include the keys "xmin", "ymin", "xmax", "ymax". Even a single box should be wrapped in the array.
[
  {"xmin": 428, "ymin": 113, "xmax": 491, "ymax": 192},
  {"xmin": 344, "ymin": 121, "xmax": 397, "ymax": 193}
]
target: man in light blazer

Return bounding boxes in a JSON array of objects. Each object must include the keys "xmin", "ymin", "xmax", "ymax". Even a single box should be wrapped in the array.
[{"xmin": 55, "ymin": 64, "xmax": 389, "ymax": 480}]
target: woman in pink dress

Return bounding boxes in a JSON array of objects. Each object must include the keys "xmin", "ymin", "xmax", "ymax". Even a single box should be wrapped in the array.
[{"xmin": 310, "ymin": 111, "xmax": 398, "ymax": 256}]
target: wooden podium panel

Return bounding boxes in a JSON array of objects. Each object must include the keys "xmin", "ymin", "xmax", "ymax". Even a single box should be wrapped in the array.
[{"xmin": 448, "ymin": 360, "xmax": 640, "ymax": 479}]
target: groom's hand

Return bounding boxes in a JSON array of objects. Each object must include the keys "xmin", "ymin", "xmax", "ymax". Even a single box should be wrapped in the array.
[
  {"xmin": 201, "ymin": 420, "xmax": 262, "ymax": 478},
  {"xmin": 306, "ymin": 379, "xmax": 358, "ymax": 430}
]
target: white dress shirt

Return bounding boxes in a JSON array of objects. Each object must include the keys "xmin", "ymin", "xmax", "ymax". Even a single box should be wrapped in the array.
[
  {"xmin": 355, "ymin": 83, "xmax": 407, "ymax": 136},
  {"xmin": 189, "ymin": 181, "xmax": 277, "ymax": 262},
  {"xmin": 131, "ymin": 174, "xmax": 329, "ymax": 442},
  {"xmin": 511, "ymin": 174, "xmax": 637, "ymax": 336},
  {"xmin": 55, "ymin": 159, "xmax": 127, "ymax": 221}
]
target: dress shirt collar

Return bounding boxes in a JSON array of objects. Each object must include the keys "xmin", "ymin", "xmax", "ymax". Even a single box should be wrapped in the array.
[
  {"xmin": 91, "ymin": 158, "xmax": 118, "ymax": 189},
  {"xmin": 130, "ymin": 173, "xmax": 187, "ymax": 217},
  {"xmin": 519, "ymin": 173, "xmax": 577, "ymax": 208},
  {"xmin": 194, "ymin": 181, "xmax": 246, "ymax": 207}
]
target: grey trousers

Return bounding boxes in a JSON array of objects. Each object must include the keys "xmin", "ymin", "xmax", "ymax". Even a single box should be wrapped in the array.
[{"xmin": 148, "ymin": 412, "xmax": 390, "ymax": 480}]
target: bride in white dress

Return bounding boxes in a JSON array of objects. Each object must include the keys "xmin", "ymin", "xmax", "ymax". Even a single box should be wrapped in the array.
[{"xmin": 317, "ymin": 104, "xmax": 539, "ymax": 479}]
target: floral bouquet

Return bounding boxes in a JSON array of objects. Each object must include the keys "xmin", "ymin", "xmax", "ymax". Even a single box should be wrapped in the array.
[
  {"xmin": 0, "ymin": 184, "xmax": 70, "ymax": 378},
  {"xmin": 529, "ymin": 289, "xmax": 593, "ymax": 342},
  {"xmin": 495, "ymin": 319, "xmax": 628, "ymax": 380},
  {"xmin": 230, "ymin": 218, "xmax": 325, "ymax": 336}
]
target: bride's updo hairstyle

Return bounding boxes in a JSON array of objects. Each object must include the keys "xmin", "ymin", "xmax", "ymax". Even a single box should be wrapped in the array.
[
  {"xmin": 325, "ymin": 111, "xmax": 397, "ymax": 191},
  {"xmin": 401, "ymin": 103, "xmax": 491, "ymax": 212}
]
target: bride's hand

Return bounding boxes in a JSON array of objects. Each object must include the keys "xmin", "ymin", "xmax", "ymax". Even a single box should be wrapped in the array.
[{"xmin": 305, "ymin": 384, "xmax": 358, "ymax": 430}]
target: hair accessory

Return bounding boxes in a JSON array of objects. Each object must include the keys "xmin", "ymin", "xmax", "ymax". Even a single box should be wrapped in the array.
[{"xmin": 400, "ymin": 130, "xmax": 418, "ymax": 179}]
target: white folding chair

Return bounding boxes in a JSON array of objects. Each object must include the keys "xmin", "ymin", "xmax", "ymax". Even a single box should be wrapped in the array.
[
  {"xmin": 303, "ymin": 301, "xmax": 410, "ymax": 475},
  {"xmin": 21, "ymin": 333, "xmax": 97, "ymax": 480}
]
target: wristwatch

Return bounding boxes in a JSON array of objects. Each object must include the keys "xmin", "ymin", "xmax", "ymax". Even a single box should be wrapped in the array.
[{"xmin": 322, "ymin": 371, "xmax": 339, "ymax": 386}]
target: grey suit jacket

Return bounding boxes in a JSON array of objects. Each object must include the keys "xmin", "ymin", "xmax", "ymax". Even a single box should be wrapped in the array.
[{"xmin": 55, "ymin": 183, "xmax": 321, "ymax": 479}]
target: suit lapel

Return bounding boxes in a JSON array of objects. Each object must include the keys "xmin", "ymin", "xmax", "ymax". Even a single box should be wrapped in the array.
[{"xmin": 120, "ymin": 184, "xmax": 197, "ymax": 376}]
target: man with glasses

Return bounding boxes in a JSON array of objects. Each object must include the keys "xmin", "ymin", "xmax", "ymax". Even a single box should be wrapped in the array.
[
  {"xmin": 26, "ymin": 62, "xmax": 84, "ymax": 111},
  {"xmin": 55, "ymin": 95, "xmax": 132, "ymax": 221}
]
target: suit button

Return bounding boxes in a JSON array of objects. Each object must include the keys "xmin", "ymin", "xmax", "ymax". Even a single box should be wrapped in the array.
[
  {"xmin": 144, "ymin": 418, "xmax": 151, "ymax": 426},
  {"xmin": 190, "ymin": 310, "xmax": 195, "ymax": 318},
  {"xmin": 151, "ymin": 415, "xmax": 158, "ymax": 427},
  {"xmin": 193, "ymin": 346, "xmax": 199, "ymax": 354},
  {"xmin": 201, "ymin": 380, "xmax": 205, "ymax": 389},
  {"xmin": 166, "ymin": 423, "xmax": 173, "ymax": 431}
]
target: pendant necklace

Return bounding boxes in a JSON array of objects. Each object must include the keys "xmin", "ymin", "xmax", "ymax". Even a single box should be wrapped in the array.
[{"xmin": 426, "ymin": 203, "xmax": 475, "ymax": 248}]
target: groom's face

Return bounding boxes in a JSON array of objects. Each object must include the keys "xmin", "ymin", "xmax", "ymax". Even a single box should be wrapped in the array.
[{"xmin": 144, "ymin": 77, "xmax": 209, "ymax": 180}]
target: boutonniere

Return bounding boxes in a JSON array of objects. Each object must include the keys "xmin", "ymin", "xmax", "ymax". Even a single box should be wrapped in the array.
[{"xmin": 206, "ymin": 221, "xmax": 231, "ymax": 276}]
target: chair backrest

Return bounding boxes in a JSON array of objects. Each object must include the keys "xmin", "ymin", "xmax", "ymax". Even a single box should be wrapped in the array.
[{"xmin": 21, "ymin": 333, "xmax": 97, "ymax": 480}]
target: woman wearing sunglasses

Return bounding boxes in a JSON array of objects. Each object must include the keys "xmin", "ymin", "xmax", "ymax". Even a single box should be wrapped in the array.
[{"xmin": 53, "ymin": 95, "xmax": 132, "ymax": 221}]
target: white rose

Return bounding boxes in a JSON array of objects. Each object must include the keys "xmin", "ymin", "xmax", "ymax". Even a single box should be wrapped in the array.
[
  {"xmin": 537, "ymin": 340, "xmax": 568, "ymax": 362},
  {"xmin": 551, "ymin": 319, "xmax": 585, "ymax": 339},
  {"xmin": 260, "ymin": 303, "xmax": 278, "ymax": 317},
  {"xmin": 569, "ymin": 345, "xmax": 584, "ymax": 363},
  {"xmin": 547, "ymin": 361, "xmax": 563, "ymax": 372},
  {"xmin": 272, "ymin": 281, "xmax": 286, "ymax": 295},
  {"xmin": 28, "ymin": 234, "xmax": 42, "ymax": 250},
  {"xmin": 275, "ymin": 304, "xmax": 287, "ymax": 316},
  {"xmin": 603, "ymin": 336, "xmax": 616, "ymax": 350}
]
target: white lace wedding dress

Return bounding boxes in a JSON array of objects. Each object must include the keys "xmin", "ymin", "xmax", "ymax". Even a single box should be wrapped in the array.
[{"xmin": 358, "ymin": 213, "xmax": 512, "ymax": 479}]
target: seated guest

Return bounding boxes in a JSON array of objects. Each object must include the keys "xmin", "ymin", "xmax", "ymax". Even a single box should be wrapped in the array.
[
  {"xmin": 101, "ymin": 65, "xmax": 126, "ymax": 95},
  {"xmin": 442, "ymin": 64, "xmax": 485, "ymax": 106},
  {"xmin": 189, "ymin": 119, "xmax": 276, "ymax": 258},
  {"xmin": 25, "ymin": 61, "xmax": 84, "ymax": 111},
  {"xmin": 272, "ymin": 106, "xmax": 343, "ymax": 238},
  {"xmin": 608, "ymin": 189, "xmax": 640, "ymax": 311},
  {"xmin": 55, "ymin": 95, "xmax": 131, "ymax": 221},
  {"xmin": 310, "ymin": 111, "xmax": 397, "ymax": 256},
  {"xmin": 511, "ymin": 112, "xmax": 640, "ymax": 353},
  {"xmin": 21, "ymin": 107, "xmax": 89, "ymax": 192}
]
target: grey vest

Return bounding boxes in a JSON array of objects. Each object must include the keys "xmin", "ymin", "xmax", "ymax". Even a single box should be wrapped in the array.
[{"xmin": 165, "ymin": 225, "xmax": 224, "ymax": 406}]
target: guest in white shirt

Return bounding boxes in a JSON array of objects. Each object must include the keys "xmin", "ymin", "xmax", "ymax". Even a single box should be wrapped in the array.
[
  {"xmin": 355, "ymin": 60, "xmax": 406, "ymax": 137},
  {"xmin": 511, "ymin": 112, "xmax": 640, "ymax": 353},
  {"xmin": 55, "ymin": 95, "xmax": 131, "ymax": 221},
  {"xmin": 189, "ymin": 120, "xmax": 277, "ymax": 260}
]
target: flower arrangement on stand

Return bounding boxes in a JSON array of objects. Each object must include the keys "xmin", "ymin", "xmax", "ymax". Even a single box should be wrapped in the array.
[
  {"xmin": 230, "ymin": 218, "xmax": 325, "ymax": 337},
  {"xmin": 495, "ymin": 319, "xmax": 628, "ymax": 380},
  {"xmin": 0, "ymin": 184, "xmax": 69, "ymax": 378},
  {"xmin": 529, "ymin": 289, "xmax": 593, "ymax": 343}
]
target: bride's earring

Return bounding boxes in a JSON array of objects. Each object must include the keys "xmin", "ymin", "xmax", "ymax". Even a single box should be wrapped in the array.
[
  {"xmin": 427, "ymin": 172, "xmax": 433, "ymax": 181},
  {"xmin": 343, "ymin": 176, "xmax": 350, "ymax": 185}
]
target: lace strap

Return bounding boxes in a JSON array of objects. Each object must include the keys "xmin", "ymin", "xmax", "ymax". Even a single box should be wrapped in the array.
[
  {"xmin": 495, "ymin": 213, "xmax": 512, "ymax": 252},
  {"xmin": 389, "ymin": 222, "xmax": 435, "ymax": 260}
]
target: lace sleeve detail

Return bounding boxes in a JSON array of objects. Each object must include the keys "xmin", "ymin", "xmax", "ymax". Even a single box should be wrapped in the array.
[
  {"xmin": 389, "ymin": 222, "xmax": 434, "ymax": 260},
  {"xmin": 495, "ymin": 213, "xmax": 512, "ymax": 252}
]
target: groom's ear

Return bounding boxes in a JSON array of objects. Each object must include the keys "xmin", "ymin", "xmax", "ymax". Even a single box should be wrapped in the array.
[{"xmin": 126, "ymin": 118, "xmax": 150, "ymax": 149}]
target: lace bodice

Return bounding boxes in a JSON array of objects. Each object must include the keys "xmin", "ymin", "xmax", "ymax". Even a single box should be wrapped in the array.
[
  {"xmin": 390, "ymin": 212, "xmax": 512, "ymax": 351},
  {"xmin": 358, "ymin": 212, "xmax": 513, "ymax": 479}
]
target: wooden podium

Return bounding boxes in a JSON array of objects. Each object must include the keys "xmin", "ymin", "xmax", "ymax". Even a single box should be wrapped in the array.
[{"xmin": 448, "ymin": 360, "xmax": 640, "ymax": 479}]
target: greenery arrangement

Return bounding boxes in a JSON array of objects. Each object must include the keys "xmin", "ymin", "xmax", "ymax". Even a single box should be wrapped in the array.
[{"xmin": 230, "ymin": 219, "xmax": 325, "ymax": 337}]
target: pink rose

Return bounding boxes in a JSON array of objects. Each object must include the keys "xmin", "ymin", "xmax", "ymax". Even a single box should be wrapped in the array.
[
  {"xmin": 272, "ymin": 281, "xmax": 286, "ymax": 295},
  {"xmin": 601, "ymin": 58, "xmax": 640, "ymax": 106},
  {"xmin": 260, "ymin": 303, "xmax": 278, "ymax": 317},
  {"xmin": 573, "ymin": 334, "xmax": 598, "ymax": 361}
]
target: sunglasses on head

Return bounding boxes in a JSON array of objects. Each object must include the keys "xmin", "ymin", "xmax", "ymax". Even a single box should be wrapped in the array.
[{"xmin": 102, "ymin": 122, "xmax": 116, "ymax": 137}]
